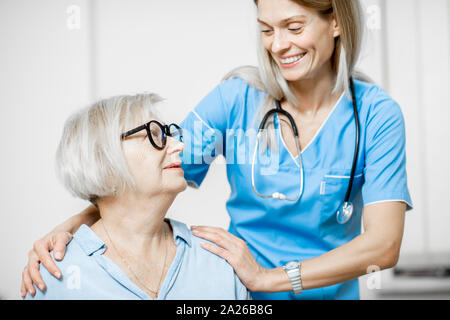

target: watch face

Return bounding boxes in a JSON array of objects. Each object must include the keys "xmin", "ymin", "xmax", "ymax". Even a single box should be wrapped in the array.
[{"xmin": 286, "ymin": 261, "xmax": 299, "ymax": 269}]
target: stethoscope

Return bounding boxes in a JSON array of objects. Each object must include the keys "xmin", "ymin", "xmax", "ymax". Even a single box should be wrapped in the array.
[{"xmin": 251, "ymin": 78, "xmax": 360, "ymax": 224}]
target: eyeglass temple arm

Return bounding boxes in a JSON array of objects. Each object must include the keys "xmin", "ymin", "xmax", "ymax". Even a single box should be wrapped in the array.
[{"xmin": 121, "ymin": 124, "xmax": 147, "ymax": 139}]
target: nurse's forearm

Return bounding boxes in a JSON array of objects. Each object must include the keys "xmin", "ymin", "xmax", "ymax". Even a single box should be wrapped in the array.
[
  {"xmin": 52, "ymin": 205, "xmax": 100, "ymax": 235},
  {"xmin": 263, "ymin": 232, "xmax": 399, "ymax": 292}
]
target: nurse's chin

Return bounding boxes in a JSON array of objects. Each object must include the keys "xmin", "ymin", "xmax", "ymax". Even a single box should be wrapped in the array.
[{"xmin": 279, "ymin": 66, "xmax": 314, "ymax": 82}]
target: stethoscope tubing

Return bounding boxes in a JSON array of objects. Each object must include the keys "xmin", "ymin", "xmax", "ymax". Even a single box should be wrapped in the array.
[
  {"xmin": 252, "ymin": 103, "xmax": 304, "ymax": 201},
  {"xmin": 345, "ymin": 78, "xmax": 360, "ymax": 203},
  {"xmin": 252, "ymin": 78, "xmax": 360, "ymax": 222}
]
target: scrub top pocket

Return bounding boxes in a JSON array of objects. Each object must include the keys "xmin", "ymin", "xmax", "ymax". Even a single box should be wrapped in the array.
[{"xmin": 318, "ymin": 170, "xmax": 364, "ymax": 245}]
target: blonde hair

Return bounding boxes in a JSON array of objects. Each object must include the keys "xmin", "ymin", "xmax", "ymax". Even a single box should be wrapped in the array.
[
  {"xmin": 55, "ymin": 93, "xmax": 163, "ymax": 204},
  {"xmin": 223, "ymin": 0, "xmax": 367, "ymax": 151}
]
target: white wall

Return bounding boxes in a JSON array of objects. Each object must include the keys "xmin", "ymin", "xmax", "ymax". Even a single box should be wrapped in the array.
[
  {"xmin": 1, "ymin": 0, "xmax": 449, "ymax": 300},
  {"xmin": 0, "ymin": 0, "xmax": 94, "ymax": 299},
  {"xmin": 384, "ymin": 0, "xmax": 450, "ymax": 255},
  {"xmin": 360, "ymin": 0, "xmax": 450, "ymax": 299},
  {"xmin": 90, "ymin": 0, "xmax": 259, "ymax": 229}
]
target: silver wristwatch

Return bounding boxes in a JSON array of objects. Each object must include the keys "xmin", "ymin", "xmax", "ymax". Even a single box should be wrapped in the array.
[{"xmin": 283, "ymin": 261, "xmax": 303, "ymax": 295}]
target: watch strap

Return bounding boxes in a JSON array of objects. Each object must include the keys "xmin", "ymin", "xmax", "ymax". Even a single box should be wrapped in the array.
[{"xmin": 283, "ymin": 261, "xmax": 303, "ymax": 295}]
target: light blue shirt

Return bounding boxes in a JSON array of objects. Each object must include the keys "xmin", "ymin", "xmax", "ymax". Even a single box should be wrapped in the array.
[
  {"xmin": 181, "ymin": 78, "xmax": 413, "ymax": 300},
  {"xmin": 25, "ymin": 219, "xmax": 250, "ymax": 300}
]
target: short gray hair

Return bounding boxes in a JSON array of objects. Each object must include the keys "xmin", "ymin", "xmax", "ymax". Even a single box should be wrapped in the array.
[{"xmin": 55, "ymin": 93, "xmax": 163, "ymax": 203}]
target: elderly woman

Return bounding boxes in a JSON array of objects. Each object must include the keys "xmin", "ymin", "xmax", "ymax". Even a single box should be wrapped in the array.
[{"xmin": 25, "ymin": 93, "xmax": 249, "ymax": 300}]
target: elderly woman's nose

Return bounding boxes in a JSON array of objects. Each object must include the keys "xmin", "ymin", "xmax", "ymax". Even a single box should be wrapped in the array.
[{"xmin": 167, "ymin": 137, "xmax": 184, "ymax": 154}]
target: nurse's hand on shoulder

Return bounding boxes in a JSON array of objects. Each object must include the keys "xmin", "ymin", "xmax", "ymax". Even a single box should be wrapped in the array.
[
  {"xmin": 21, "ymin": 231, "xmax": 73, "ymax": 298},
  {"xmin": 191, "ymin": 225, "xmax": 269, "ymax": 292}
]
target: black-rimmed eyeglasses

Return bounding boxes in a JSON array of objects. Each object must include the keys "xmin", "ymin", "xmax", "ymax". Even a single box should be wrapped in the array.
[{"xmin": 121, "ymin": 120, "xmax": 183, "ymax": 150}]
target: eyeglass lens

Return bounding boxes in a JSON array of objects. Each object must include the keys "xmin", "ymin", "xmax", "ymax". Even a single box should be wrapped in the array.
[
  {"xmin": 148, "ymin": 121, "xmax": 165, "ymax": 148},
  {"xmin": 168, "ymin": 124, "xmax": 183, "ymax": 143}
]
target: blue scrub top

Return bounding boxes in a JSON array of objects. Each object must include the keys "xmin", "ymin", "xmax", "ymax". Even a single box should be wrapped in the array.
[{"xmin": 180, "ymin": 78, "xmax": 413, "ymax": 300}]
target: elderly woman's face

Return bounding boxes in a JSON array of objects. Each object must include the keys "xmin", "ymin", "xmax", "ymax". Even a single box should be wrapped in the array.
[
  {"xmin": 121, "ymin": 118, "xmax": 187, "ymax": 198},
  {"xmin": 257, "ymin": 0, "xmax": 340, "ymax": 82}
]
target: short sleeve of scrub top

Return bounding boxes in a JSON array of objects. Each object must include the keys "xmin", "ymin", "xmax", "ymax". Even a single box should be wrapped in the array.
[
  {"xmin": 180, "ymin": 77, "xmax": 413, "ymax": 300},
  {"xmin": 360, "ymin": 87, "xmax": 413, "ymax": 210},
  {"xmin": 181, "ymin": 78, "xmax": 266, "ymax": 187}
]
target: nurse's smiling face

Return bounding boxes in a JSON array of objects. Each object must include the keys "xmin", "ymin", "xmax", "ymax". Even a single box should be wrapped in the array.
[{"xmin": 257, "ymin": 0, "xmax": 340, "ymax": 82}]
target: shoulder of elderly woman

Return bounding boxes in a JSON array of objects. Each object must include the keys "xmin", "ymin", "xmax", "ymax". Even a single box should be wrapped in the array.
[{"xmin": 24, "ymin": 231, "xmax": 86, "ymax": 300}]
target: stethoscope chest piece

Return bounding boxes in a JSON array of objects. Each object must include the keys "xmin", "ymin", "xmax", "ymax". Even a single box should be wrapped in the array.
[{"xmin": 336, "ymin": 202, "xmax": 354, "ymax": 224}]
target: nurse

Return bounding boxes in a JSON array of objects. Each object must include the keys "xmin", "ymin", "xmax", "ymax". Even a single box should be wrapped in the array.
[{"xmin": 22, "ymin": 0, "xmax": 412, "ymax": 300}]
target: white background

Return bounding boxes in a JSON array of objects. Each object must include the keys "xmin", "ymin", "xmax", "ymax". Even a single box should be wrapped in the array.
[{"xmin": 0, "ymin": 0, "xmax": 449, "ymax": 300}]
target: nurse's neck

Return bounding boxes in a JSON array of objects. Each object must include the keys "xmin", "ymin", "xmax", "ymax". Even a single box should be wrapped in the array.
[
  {"xmin": 91, "ymin": 190, "xmax": 175, "ymax": 254},
  {"xmin": 288, "ymin": 61, "xmax": 343, "ymax": 117}
]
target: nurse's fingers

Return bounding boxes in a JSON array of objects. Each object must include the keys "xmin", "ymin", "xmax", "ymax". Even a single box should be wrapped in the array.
[
  {"xmin": 26, "ymin": 250, "xmax": 46, "ymax": 292},
  {"xmin": 191, "ymin": 226, "xmax": 245, "ymax": 245},
  {"xmin": 192, "ymin": 228, "xmax": 229, "ymax": 248},
  {"xmin": 197, "ymin": 230, "xmax": 267, "ymax": 292},
  {"xmin": 28, "ymin": 259, "xmax": 46, "ymax": 292},
  {"xmin": 33, "ymin": 238, "xmax": 62, "ymax": 279},
  {"xmin": 20, "ymin": 270, "xmax": 28, "ymax": 298},
  {"xmin": 52, "ymin": 232, "xmax": 73, "ymax": 261},
  {"xmin": 22, "ymin": 266, "xmax": 35, "ymax": 297},
  {"xmin": 191, "ymin": 227, "xmax": 241, "ymax": 250},
  {"xmin": 199, "ymin": 242, "xmax": 231, "ymax": 262},
  {"xmin": 191, "ymin": 226, "xmax": 244, "ymax": 243}
]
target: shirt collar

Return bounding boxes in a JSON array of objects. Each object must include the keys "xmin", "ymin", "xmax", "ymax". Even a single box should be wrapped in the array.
[
  {"xmin": 167, "ymin": 218, "xmax": 192, "ymax": 247},
  {"xmin": 73, "ymin": 219, "xmax": 192, "ymax": 257},
  {"xmin": 74, "ymin": 224, "xmax": 107, "ymax": 256}
]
